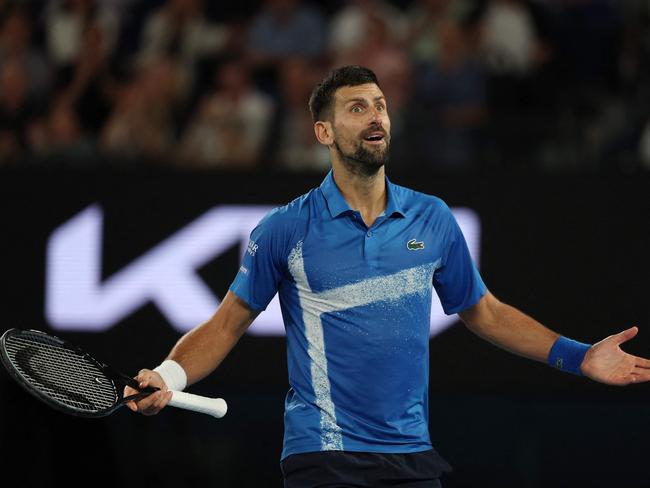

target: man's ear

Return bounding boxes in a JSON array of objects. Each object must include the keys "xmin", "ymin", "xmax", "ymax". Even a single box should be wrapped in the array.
[{"xmin": 314, "ymin": 121, "xmax": 334, "ymax": 146}]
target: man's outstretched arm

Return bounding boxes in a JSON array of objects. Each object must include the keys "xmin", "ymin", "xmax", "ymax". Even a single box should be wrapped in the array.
[
  {"xmin": 125, "ymin": 291, "xmax": 258, "ymax": 415},
  {"xmin": 458, "ymin": 292, "xmax": 650, "ymax": 386}
]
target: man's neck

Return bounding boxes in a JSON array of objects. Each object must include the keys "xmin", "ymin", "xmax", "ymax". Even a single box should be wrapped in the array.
[{"xmin": 331, "ymin": 163, "xmax": 387, "ymax": 228}]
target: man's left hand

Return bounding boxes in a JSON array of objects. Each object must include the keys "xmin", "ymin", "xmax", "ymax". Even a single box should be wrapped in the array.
[{"xmin": 581, "ymin": 327, "xmax": 650, "ymax": 385}]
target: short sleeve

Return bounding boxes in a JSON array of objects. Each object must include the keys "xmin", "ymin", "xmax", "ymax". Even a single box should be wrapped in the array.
[
  {"xmin": 229, "ymin": 209, "xmax": 287, "ymax": 311},
  {"xmin": 433, "ymin": 204, "xmax": 487, "ymax": 314}
]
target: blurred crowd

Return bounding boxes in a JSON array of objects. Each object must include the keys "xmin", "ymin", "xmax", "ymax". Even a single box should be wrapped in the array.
[{"xmin": 1, "ymin": 0, "xmax": 650, "ymax": 174}]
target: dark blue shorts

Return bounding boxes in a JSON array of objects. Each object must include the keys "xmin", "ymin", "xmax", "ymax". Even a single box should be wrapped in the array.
[{"xmin": 281, "ymin": 449, "xmax": 452, "ymax": 488}]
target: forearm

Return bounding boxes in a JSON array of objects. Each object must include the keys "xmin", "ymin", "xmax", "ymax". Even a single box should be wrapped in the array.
[
  {"xmin": 460, "ymin": 293, "xmax": 560, "ymax": 363},
  {"xmin": 163, "ymin": 292, "xmax": 256, "ymax": 387}
]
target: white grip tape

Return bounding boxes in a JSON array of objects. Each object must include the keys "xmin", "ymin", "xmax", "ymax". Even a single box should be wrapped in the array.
[{"xmin": 167, "ymin": 390, "xmax": 228, "ymax": 418}]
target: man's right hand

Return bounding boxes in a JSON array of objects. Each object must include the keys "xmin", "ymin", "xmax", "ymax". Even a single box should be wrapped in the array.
[{"xmin": 124, "ymin": 369, "xmax": 173, "ymax": 416}]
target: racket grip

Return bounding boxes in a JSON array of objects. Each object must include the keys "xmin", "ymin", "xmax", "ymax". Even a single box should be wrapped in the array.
[{"xmin": 167, "ymin": 391, "xmax": 228, "ymax": 418}]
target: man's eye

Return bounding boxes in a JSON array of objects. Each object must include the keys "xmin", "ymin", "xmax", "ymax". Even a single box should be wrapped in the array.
[
  {"xmin": 351, "ymin": 106, "xmax": 363, "ymax": 113},
  {"xmin": 376, "ymin": 105, "xmax": 385, "ymax": 112}
]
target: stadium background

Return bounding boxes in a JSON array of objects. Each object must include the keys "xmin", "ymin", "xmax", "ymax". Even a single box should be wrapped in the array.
[{"xmin": 1, "ymin": 1, "xmax": 650, "ymax": 487}]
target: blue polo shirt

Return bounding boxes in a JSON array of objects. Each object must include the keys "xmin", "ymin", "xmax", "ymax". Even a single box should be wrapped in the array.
[{"xmin": 230, "ymin": 170, "xmax": 486, "ymax": 460}]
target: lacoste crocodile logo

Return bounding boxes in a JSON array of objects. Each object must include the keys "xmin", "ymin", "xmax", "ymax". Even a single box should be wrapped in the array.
[{"xmin": 407, "ymin": 239, "xmax": 425, "ymax": 251}]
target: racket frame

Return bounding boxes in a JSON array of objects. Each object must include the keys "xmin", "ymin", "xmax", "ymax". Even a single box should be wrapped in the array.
[{"xmin": 0, "ymin": 328, "xmax": 157, "ymax": 418}]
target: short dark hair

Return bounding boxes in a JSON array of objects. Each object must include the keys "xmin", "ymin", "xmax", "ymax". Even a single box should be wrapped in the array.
[{"xmin": 308, "ymin": 66, "xmax": 379, "ymax": 123}]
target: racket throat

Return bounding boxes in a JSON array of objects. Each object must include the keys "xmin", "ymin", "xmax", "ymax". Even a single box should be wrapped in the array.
[{"xmin": 123, "ymin": 388, "xmax": 157, "ymax": 404}]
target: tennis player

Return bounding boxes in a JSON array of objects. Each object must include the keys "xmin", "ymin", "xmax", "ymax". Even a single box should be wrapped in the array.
[{"xmin": 127, "ymin": 66, "xmax": 650, "ymax": 487}]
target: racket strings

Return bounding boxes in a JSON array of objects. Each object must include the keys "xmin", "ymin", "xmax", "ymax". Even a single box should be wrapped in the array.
[{"xmin": 5, "ymin": 334, "xmax": 117, "ymax": 412}]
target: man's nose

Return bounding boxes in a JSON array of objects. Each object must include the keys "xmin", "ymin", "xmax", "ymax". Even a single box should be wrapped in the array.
[
  {"xmin": 369, "ymin": 108, "xmax": 384, "ymax": 124},
  {"xmin": 372, "ymin": 107, "xmax": 382, "ymax": 120}
]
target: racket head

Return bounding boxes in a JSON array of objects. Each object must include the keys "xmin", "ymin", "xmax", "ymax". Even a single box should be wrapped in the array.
[{"xmin": 0, "ymin": 328, "xmax": 124, "ymax": 418}]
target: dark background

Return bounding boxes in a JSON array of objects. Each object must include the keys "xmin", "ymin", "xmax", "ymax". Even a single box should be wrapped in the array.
[{"xmin": 1, "ymin": 168, "xmax": 649, "ymax": 487}]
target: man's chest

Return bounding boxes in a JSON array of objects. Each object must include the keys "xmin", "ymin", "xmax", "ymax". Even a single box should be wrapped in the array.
[{"xmin": 293, "ymin": 216, "xmax": 446, "ymax": 294}]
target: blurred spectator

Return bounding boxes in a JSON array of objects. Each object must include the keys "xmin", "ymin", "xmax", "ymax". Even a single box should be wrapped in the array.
[
  {"xmin": 28, "ymin": 98, "xmax": 95, "ymax": 164},
  {"xmin": 501, "ymin": 0, "xmax": 627, "ymax": 172},
  {"xmin": 135, "ymin": 0, "xmax": 234, "ymax": 123},
  {"xmin": 408, "ymin": 20, "xmax": 486, "ymax": 171},
  {"xmin": 328, "ymin": 0, "xmax": 406, "ymax": 59},
  {"xmin": 100, "ymin": 56, "xmax": 187, "ymax": 162},
  {"xmin": 44, "ymin": 0, "xmax": 120, "ymax": 74},
  {"xmin": 0, "ymin": 56, "xmax": 41, "ymax": 164},
  {"xmin": 332, "ymin": 14, "xmax": 412, "ymax": 145},
  {"xmin": 476, "ymin": 0, "xmax": 554, "ymax": 170},
  {"xmin": 56, "ymin": 19, "xmax": 119, "ymax": 134},
  {"xmin": 404, "ymin": 0, "xmax": 467, "ymax": 65},
  {"xmin": 596, "ymin": 0, "xmax": 650, "ymax": 172},
  {"xmin": 479, "ymin": 0, "xmax": 549, "ymax": 76},
  {"xmin": 247, "ymin": 0, "xmax": 327, "ymax": 65},
  {"xmin": 136, "ymin": 0, "xmax": 230, "ymax": 68},
  {"xmin": 177, "ymin": 58, "xmax": 274, "ymax": 169},
  {"xmin": 0, "ymin": 5, "xmax": 52, "ymax": 102},
  {"xmin": 0, "ymin": 0, "xmax": 642, "ymax": 174},
  {"xmin": 245, "ymin": 0, "xmax": 327, "ymax": 99},
  {"xmin": 269, "ymin": 58, "xmax": 329, "ymax": 172}
]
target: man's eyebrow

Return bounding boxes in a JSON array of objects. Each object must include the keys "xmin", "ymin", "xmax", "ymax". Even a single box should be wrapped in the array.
[{"xmin": 343, "ymin": 96, "xmax": 386, "ymax": 104}]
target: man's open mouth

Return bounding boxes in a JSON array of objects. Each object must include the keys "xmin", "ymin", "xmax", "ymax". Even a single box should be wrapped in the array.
[{"xmin": 363, "ymin": 132, "xmax": 386, "ymax": 144}]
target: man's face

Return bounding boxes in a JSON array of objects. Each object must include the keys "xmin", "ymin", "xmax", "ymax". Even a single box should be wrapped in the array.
[{"xmin": 330, "ymin": 83, "xmax": 391, "ymax": 177}]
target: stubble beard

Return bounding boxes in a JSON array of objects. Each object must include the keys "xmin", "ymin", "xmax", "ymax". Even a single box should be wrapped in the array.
[{"xmin": 332, "ymin": 136, "xmax": 391, "ymax": 178}]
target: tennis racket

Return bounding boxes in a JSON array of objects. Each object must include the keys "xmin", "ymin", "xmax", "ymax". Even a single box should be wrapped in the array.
[{"xmin": 0, "ymin": 328, "xmax": 227, "ymax": 419}]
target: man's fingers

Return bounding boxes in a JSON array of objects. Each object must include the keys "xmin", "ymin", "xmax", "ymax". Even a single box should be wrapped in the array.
[
  {"xmin": 156, "ymin": 391, "xmax": 173, "ymax": 410},
  {"xmin": 630, "ymin": 370, "xmax": 650, "ymax": 384},
  {"xmin": 123, "ymin": 368, "xmax": 170, "ymax": 416},
  {"xmin": 135, "ymin": 369, "xmax": 167, "ymax": 391},
  {"xmin": 123, "ymin": 384, "xmax": 140, "ymax": 410},
  {"xmin": 139, "ymin": 391, "xmax": 173, "ymax": 416},
  {"xmin": 137, "ymin": 369, "xmax": 157, "ymax": 389},
  {"xmin": 136, "ymin": 391, "xmax": 164, "ymax": 415},
  {"xmin": 122, "ymin": 367, "xmax": 176, "ymax": 416},
  {"xmin": 634, "ymin": 356, "xmax": 650, "ymax": 369},
  {"xmin": 612, "ymin": 326, "xmax": 639, "ymax": 346}
]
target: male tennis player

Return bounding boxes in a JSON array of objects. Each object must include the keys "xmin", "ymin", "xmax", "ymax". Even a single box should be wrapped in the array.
[{"xmin": 127, "ymin": 66, "xmax": 650, "ymax": 487}]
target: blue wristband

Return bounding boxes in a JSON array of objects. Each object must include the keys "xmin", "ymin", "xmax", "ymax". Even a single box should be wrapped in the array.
[{"xmin": 548, "ymin": 336, "xmax": 591, "ymax": 376}]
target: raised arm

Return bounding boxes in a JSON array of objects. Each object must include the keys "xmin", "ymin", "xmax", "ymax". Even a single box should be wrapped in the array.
[
  {"xmin": 126, "ymin": 291, "xmax": 258, "ymax": 415},
  {"xmin": 458, "ymin": 292, "xmax": 650, "ymax": 386}
]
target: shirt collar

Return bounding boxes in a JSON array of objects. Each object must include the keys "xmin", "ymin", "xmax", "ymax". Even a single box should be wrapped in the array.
[{"xmin": 319, "ymin": 170, "xmax": 406, "ymax": 219}]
